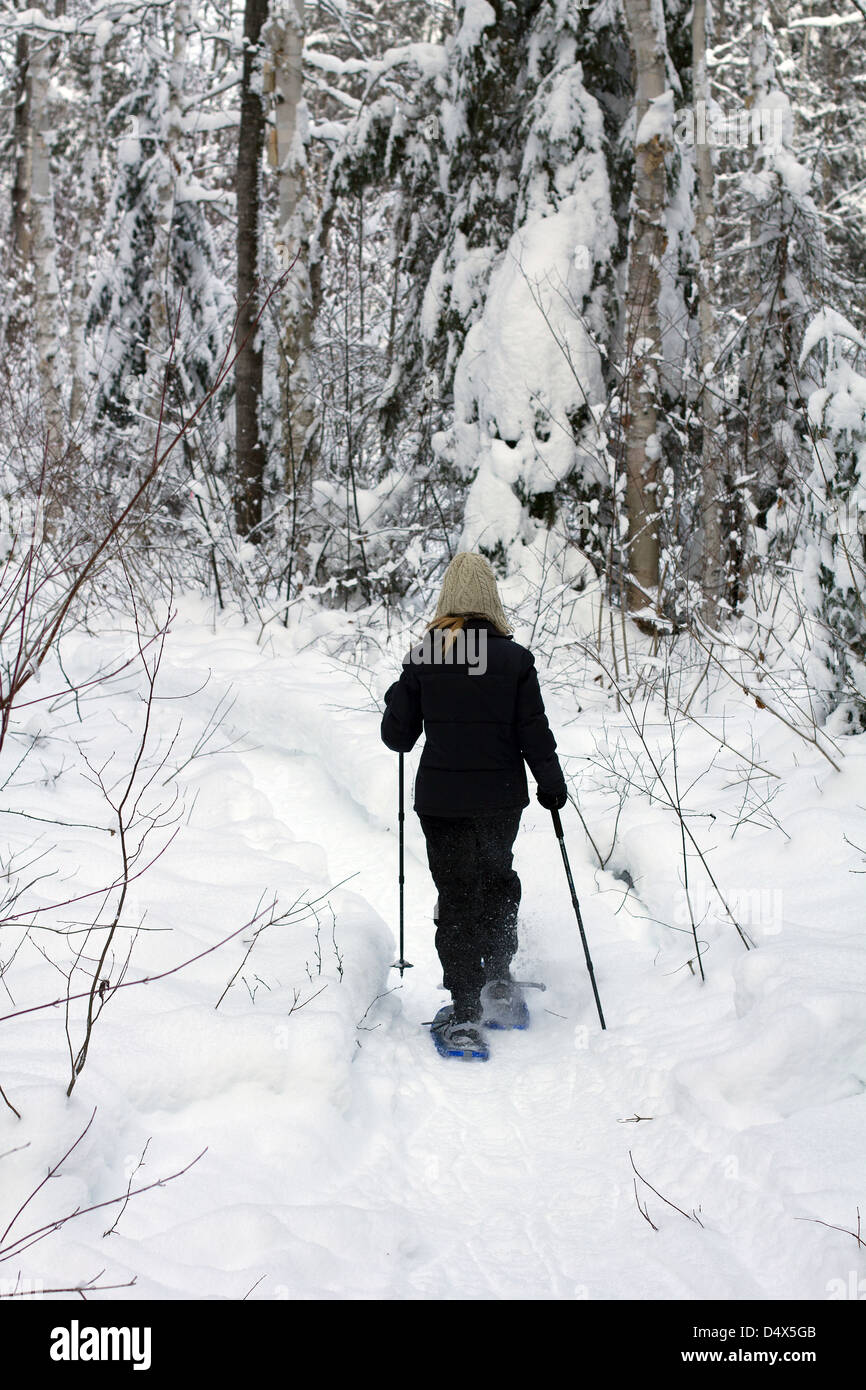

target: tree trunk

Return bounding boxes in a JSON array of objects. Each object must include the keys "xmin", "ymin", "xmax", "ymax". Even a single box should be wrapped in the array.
[
  {"xmin": 622, "ymin": 0, "xmax": 669, "ymax": 618},
  {"xmin": 10, "ymin": 33, "xmax": 32, "ymax": 265},
  {"xmin": 744, "ymin": 0, "xmax": 770, "ymax": 487},
  {"xmin": 30, "ymin": 27, "xmax": 66, "ymax": 457},
  {"xmin": 266, "ymin": 0, "xmax": 316, "ymax": 506},
  {"xmin": 69, "ymin": 32, "xmax": 106, "ymax": 422},
  {"xmin": 694, "ymin": 0, "xmax": 724, "ymax": 618},
  {"xmin": 5, "ymin": 33, "xmax": 32, "ymax": 351},
  {"xmin": 235, "ymin": 0, "xmax": 270, "ymax": 538},
  {"xmin": 143, "ymin": 0, "xmax": 191, "ymax": 444}
]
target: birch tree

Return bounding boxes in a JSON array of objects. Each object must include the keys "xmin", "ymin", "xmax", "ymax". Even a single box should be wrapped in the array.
[
  {"xmin": 235, "ymin": 0, "xmax": 270, "ymax": 538},
  {"xmin": 621, "ymin": 0, "xmax": 671, "ymax": 619},
  {"xmin": 265, "ymin": 0, "xmax": 316, "ymax": 501},
  {"xmin": 743, "ymin": 0, "xmax": 772, "ymax": 502},
  {"xmin": 9, "ymin": 32, "xmax": 32, "ymax": 268},
  {"xmin": 68, "ymin": 27, "xmax": 106, "ymax": 422},
  {"xmin": 693, "ymin": 0, "xmax": 724, "ymax": 617},
  {"xmin": 142, "ymin": 0, "xmax": 192, "ymax": 439},
  {"xmin": 29, "ymin": 23, "xmax": 67, "ymax": 458}
]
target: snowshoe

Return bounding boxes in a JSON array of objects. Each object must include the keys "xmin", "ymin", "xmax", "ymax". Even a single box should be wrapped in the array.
[
  {"xmin": 481, "ymin": 978, "xmax": 530, "ymax": 1030},
  {"xmin": 430, "ymin": 1005, "xmax": 490, "ymax": 1061}
]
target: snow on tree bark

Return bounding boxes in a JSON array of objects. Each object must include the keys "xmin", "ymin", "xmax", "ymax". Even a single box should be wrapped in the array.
[
  {"xmin": 265, "ymin": 0, "xmax": 316, "ymax": 500},
  {"xmin": 692, "ymin": 0, "xmax": 724, "ymax": 618},
  {"xmin": 621, "ymin": 0, "xmax": 671, "ymax": 620},
  {"xmin": 409, "ymin": 3, "xmax": 619, "ymax": 595},
  {"xmin": 68, "ymin": 29, "xmax": 106, "ymax": 424},
  {"xmin": 141, "ymin": 0, "xmax": 191, "ymax": 443},
  {"xmin": 235, "ymin": 0, "xmax": 270, "ymax": 538},
  {"xmin": 29, "ymin": 28, "xmax": 67, "ymax": 457},
  {"xmin": 9, "ymin": 33, "xmax": 32, "ymax": 269}
]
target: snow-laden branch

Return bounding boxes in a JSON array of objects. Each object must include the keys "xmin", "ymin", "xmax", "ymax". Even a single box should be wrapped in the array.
[
  {"xmin": 303, "ymin": 39, "xmax": 447, "ymax": 84},
  {"xmin": 0, "ymin": 0, "xmax": 175, "ymax": 37},
  {"xmin": 788, "ymin": 9, "xmax": 865, "ymax": 29},
  {"xmin": 799, "ymin": 308, "xmax": 866, "ymax": 368}
]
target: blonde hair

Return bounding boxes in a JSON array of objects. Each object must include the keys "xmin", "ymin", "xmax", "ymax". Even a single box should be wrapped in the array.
[{"xmin": 425, "ymin": 613, "xmax": 466, "ymax": 653}]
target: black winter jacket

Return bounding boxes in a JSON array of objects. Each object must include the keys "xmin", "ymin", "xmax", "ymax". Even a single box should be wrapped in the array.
[{"xmin": 380, "ymin": 618, "xmax": 566, "ymax": 817}]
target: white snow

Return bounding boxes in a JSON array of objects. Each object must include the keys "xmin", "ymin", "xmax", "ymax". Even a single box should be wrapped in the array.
[
  {"xmin": 415, "ymin": 50, "xmax": 621, "ymax": 579},
  {"xmin": 455, "ymin": 0, "xmax": 497, "ymax": 56},
  {"xmin": 2, "ymin": 596, "xmax": 865, "ymax": 1301},
  {"xmin": 800, "ymin": 309, "xmax": 866, "ymax": 369},
  {"xmin": 635, "ymin": 90, "xmax": 676, "ymax": 148}
]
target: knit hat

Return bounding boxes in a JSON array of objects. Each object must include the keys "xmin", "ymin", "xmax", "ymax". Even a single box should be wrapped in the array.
[{"xmin": 433, "ymin": 552, "xmax": 512, "ymax": 636}]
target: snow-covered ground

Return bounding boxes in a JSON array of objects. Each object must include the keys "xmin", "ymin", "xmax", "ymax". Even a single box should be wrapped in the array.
[{"xmin": 2, "ymin": 596, "xmax": 865, "ymax": 1301}]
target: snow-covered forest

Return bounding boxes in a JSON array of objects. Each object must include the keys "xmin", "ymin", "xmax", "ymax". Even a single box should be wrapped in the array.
[{"xmin": 1, "ymin": 0, "xmax": 865, "ymax": 1323}]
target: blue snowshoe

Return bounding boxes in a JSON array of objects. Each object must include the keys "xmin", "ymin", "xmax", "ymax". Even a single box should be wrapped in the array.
[
  {"xmin": 430, "ymin": 1005, "xmax": 490, "ymax": 1061},
  {"xmin": 481, "ymin": 978, "xmax": 530, "ymax": 1030}
]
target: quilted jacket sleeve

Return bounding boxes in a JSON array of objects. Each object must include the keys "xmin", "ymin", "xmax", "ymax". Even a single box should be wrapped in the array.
[
  {"xmin": 515, "ymin": 650, "xmax": 566, "ymax": 795},
  {"xmin": 381, "ymin": 660, "xmax": 423, "ymax": 753}
]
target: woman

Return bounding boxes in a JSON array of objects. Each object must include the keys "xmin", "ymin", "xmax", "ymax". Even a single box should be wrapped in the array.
[{"xmin": 380, "ymin": 552, "xmax": 568, "ymax": 1059}]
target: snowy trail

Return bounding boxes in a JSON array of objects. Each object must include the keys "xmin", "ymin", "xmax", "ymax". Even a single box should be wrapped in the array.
[
  {"xmin": 156, "ymin": 612, "xmax": 858, "ymax": 1302},
  {"xmin": 174, "ymin": 624, "xmax": 661, "ymax": 1300},
  {"xmin": 5, "ymin": 604, "xmax": 865, "ymax": 1302}
]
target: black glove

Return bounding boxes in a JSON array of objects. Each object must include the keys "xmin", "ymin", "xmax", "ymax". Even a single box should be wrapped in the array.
[{"xmin": 537, "ymin": 784, "xmax": 568, "ymax": 811}]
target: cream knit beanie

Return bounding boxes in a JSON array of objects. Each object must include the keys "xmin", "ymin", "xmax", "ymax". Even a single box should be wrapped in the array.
[{"xmin": 433, "ymin": 552, "xmax": 512, "ymax": 636}]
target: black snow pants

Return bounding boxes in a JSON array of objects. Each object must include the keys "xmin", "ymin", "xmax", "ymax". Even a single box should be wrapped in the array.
[{"xmin": 418, "ymin": 809, "xmax": 522, "ymax": 1010}]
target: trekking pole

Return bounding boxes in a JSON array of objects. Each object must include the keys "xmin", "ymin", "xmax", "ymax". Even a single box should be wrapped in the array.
[
  {"xmin": 550, "ymin": 806, "xmax": 606, "ymax": 1029},
  {"xmin": 393, "ymin": 753, "xmax": 413, "ymax": 976}
]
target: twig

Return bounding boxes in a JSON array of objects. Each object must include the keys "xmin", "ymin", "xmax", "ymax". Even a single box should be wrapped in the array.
[
  {"xmin": 795, "ymin": 1207, "xmax": 863, "ymax": 1249},
  {"xmin": 0, "ymin": 1272, "xmax": 138, "ymax": 1299},
  {"xmin": 0, "ymin": 1120, "xmax": 206, "ymax": 1265},
  {"xmin": 633, "ymin": 1178, "xmax": 659, "ymax": 1231},
  {"xmin": 241, "ymin": 1273, "xmax": 268, "ymax": 1300},
  {"xmin": 0, "ymin": 876, "xmax": 358, "ymax": 1030},
  {"xmin": 0, "ymin": 1083, "xmax": 20, "ymax": 1119},
  {"xmin": 356, "ymin": 985, "xmax": 400, "ymax": 1031},
  {"xmin": 1, "ymin": 1108, "xmax": 98, "ymax": 1251},
  {"xmin": 103, "ymin": 1139, "xmax": 152, "ymax": 1237},
  {"xmin": 629, "ymin": 1150, "xmax": 704, "ymax": 1227}
]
